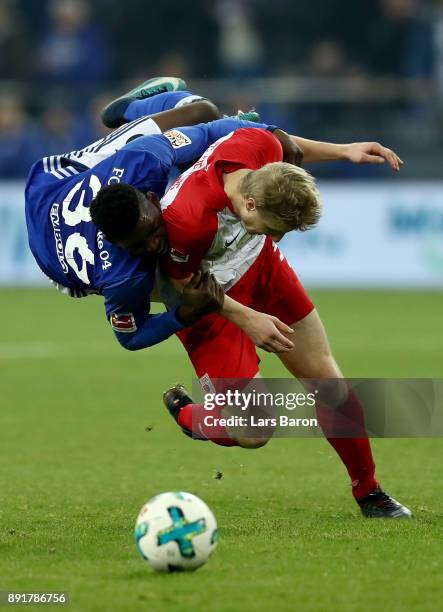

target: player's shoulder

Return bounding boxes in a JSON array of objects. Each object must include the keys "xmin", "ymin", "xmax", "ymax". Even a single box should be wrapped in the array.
[
  {"xmin": 162, "ymin": 166, "xmax": 219, "ymax": 217},
  {"xmin": 161, "ymin": 182, "xmax": 219, "ymax": 251},
  {"xmin": 219, "ymin": 126, "xmax": 278, "ymax": 149},
  {"xmin": 234, "ymin": 126, "xmax": 276, "ymax": 140},
  {"xmin": 209, "ymin": 127, "xmax": 282, "ymax": 168}
]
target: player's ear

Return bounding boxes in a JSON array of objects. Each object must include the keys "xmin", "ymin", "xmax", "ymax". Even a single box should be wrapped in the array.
[
  {"xmin": 245, "ymin": 197, "xmax": 256, "ymax": 212},
  {"xmin": 145, "ymin": 191, "xmax": 161, "ymax": 210}
]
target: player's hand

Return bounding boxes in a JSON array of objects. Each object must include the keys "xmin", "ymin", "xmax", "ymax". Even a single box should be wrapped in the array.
[
  {"xmin": 272, "ymin": 129, "xmax": 304, "ymax": 166},
  {"xmin": 177, "ymin": 270, "xmax": 225, "ymax": 326},
  {"xmin": 242, "ymin": 309, "xmax": 294, "ymax": 353},
  {"xmin": 343, "ymin": 142, "xmax": 404, "ymax": 171}
]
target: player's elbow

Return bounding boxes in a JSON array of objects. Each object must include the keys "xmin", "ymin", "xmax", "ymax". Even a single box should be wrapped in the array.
[
  {"xmin": 187, "ymin": 100, "xmax": 222, "ymax": 123},
  {"xmin": 116, "ymin": 333, "xmax": 143, "ymax": 351},
  {"xmin": 116, "ymin": 331, "xmax": 162, "ymax": 351}
]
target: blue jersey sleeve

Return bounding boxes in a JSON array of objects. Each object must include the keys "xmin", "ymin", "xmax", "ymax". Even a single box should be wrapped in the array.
[
  {"xmin": 103, "ymin": 272, "xmax": 183, "ymax": 350},
  {"xmin": 160, "ymin": 118, "xmax": 278, "ymax": 167},
  {"xmin": 120, "ymin": 118, "xmax": 277, "ymax": 186}
]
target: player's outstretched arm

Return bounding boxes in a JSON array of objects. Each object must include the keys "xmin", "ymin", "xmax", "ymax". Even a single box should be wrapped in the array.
[{"xmin": 291, "ymin": 136, "xmax": 403, "ymax": 171}]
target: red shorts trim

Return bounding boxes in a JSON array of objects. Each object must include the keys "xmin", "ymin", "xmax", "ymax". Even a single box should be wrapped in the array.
[{"xmin": 177, "ymin": 237, "xmax": 314, "ymax": 379}]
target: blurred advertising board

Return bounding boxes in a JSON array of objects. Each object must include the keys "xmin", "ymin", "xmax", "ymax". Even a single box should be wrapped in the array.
[
  {"xmin": 280, "ymin": 181, "xmax": 443, "ymax": 289},
  {"xmin": 0, "ymin": 182, "xmax": 47, "ymax": 286},
  {"xmin": 1, "ymin": 181, "xmax": 443, "ymax": 288}
]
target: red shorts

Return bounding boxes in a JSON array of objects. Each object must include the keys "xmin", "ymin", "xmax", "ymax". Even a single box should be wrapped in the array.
[{"xmin": 177, "ymin": 237, "xmax": 314, "ymax": 379}]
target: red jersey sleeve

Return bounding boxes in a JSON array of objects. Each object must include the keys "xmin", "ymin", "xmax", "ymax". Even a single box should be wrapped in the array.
[{"xmin": 161, "ymin": 187, "xmax": 218, "ymax": 279}]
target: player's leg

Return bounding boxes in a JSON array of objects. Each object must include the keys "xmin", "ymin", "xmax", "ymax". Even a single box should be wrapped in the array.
[
  {"xmin": 275, "ymin": 309, "xmax": 342, "ymax": 378},
  {"xmin": 64, "ymin": 100, "xmax": 221, "ymax": 170},
  {"xmin": 120, "ymin": 93, "xmax": 260, "ymax": 127},
  {"xmin": 247, "ymin": 239, "xmax": 378, "ymax": 497},
  {"xmin": 101, "ymin": 76, "xmax": 187, "ymax": 127},
  {"xmin": 248, "ymin": 239, "xmax": 410, "ymax": 516},
  {"xmin": 122, "ymin": 92, "xmax": 220, "ymax": 123},
  {"xmin": 101, "ymin": 75, "xmax": 259, "ymax": 129},
  {"xmin": 277, "ymin": 310, "xmax": 411, "ymax": 517},
  {"xmin": 163, "ymin": 311, "xmax": 272, "ymax": 449},
  {"xmin": 101, "ymin": 76, "xmax": 221, "ymax": 128},
  {"xmin": 163, "ymin": 374, "xmax": 271, "ymax": 449},
  {"xmin": 277, "ymin": 309, "xmax": 379, "ymax": 499}
]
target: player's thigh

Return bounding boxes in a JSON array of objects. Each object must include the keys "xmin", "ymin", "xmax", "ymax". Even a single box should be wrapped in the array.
[
  {"xmin": 278, "ymin": 309, "xmax": 343, "ymax": 379},
  {"xmin": 248, "ymin": 241, "xmax": 341, "ymax": 380},
  {"xmin": 177, "ymin": 313, "xmax": 260, "ymax": 380},
  {"xmin": 178, "ymin": 321, "xmax": 270, "ymax": 449}
]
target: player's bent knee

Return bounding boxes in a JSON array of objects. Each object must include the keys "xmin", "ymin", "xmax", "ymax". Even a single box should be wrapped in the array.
[
  {"xmin": 235, "ymin": 436, "xmax": 270, "ymax": 449},
  {"xmin": 188, "ymin": 100, "xmax": 222, "ymax": 123},
  {"xmin": 304, "ymin": 352, "xmax": 342, "ymax": 379}
]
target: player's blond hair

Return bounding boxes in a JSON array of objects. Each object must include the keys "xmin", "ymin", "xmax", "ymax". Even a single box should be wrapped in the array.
[{"xmin": 239, "ymin": 162, "xmax": 322, "ymax": 232}]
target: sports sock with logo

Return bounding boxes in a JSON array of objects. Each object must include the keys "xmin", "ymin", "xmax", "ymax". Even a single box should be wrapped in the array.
[
  {"xmin": 316, "ymin": 390, "xmax": 378, "ymax": 500},
  {"xmin": 177, "ymin": 403, "xmax": 240, "ymax": 447}
]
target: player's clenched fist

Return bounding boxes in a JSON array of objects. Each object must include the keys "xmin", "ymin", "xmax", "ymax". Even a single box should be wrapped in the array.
[{"xmin": 177, "ymin": 271, "xmax": 225, "ymax": 326}]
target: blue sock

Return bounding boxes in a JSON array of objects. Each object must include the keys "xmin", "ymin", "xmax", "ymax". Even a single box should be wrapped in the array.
[{"xmin": 124, "ymin": 91, "xmax": 194, "ymax": 121}]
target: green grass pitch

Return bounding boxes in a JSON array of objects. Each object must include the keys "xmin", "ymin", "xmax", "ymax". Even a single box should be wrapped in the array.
[{"xmin": 1, "ymin": 289, "xmax": 442, "ymax": 611}]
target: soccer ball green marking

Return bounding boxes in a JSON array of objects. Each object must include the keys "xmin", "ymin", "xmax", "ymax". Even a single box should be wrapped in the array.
[
  {"xmin": 134, "ymin": 492, "xmax": 218, "ymax": 572},
  {"xmin": 134, "ymin": 521, "xmax": 149, "ymax": 560}
]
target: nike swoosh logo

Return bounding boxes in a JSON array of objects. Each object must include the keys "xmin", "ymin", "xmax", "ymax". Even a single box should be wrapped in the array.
[{"xmin": 224, "ymin": 231, "xmax": 241, "ymax": 248}]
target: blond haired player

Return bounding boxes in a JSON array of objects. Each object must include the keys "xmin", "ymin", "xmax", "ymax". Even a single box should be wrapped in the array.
[{"xmin": 156, "ymin": 127, "xmax": 411, "ymax": 518}]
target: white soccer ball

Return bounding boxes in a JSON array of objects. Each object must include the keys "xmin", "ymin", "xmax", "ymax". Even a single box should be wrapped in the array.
[{"xmin": 134, "ymin": 492, "xmax": 219, "ymax": 572}]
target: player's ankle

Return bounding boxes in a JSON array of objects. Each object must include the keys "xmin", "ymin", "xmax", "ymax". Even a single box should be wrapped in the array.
[{"xmin": 352, "ymin": 477, "xmax": 379, "ymax": 501}]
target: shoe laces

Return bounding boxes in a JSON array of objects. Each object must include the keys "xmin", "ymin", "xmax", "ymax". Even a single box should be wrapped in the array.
[
  {"xmin": 369, "ymin": 490, "xmax": 398, "ymax": 510},
  {"xmin": 139, "ymin": 86, "xmax": 168, "ymax": 97}
]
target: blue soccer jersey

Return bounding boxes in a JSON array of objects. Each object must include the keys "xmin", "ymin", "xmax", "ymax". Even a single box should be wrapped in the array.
[{"xmin": 25, "ymin": 117, "xmax": 276, "ymax": 349}]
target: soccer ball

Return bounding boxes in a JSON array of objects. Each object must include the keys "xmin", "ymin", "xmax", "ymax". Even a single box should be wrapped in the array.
[{"xmin": 134, "ymin": 492, "xmax": 219, "ymax": 572}]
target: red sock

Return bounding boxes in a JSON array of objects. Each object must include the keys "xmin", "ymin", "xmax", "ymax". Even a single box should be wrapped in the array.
[
  {"xmin": 177, "ymin": 403, "xmax": 239, "ymax": 447},
  {"xmin": 316, "ymin": 391, "xmax": 378, "ymax": 500}
]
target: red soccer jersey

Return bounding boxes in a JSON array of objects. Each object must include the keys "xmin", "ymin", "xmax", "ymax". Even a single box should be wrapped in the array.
[{"xmin": 160, "ymin": 128, "xmax": 283, "ymax": 290}]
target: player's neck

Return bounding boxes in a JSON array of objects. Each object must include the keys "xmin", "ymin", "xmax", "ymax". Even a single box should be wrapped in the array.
[{"xmin": 223, "ymin": 169, "xmax": 251, "ymax": 216}]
